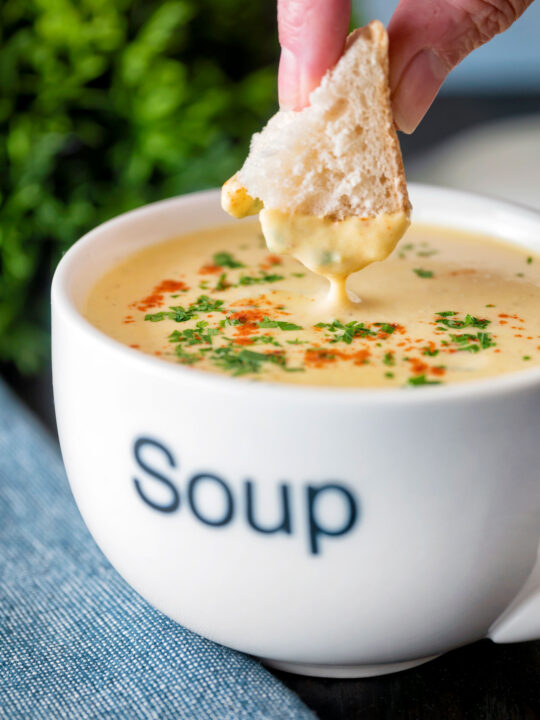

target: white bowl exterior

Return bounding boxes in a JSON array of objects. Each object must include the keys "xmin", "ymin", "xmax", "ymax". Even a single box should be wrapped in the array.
[{"xmin": 52, "ymin": 186, "xmax": 540, "ymax": 665}]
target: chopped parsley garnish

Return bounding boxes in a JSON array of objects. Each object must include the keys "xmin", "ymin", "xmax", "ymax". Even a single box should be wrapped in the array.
[
  {"xmin": 435, "ymin": 312, "xmax": 490, "ymax": 330},
  {"xmin": 248, "ymin": 335, "xmax": 282, "ymax": 347},
  {"xmin": 214, "ymin": 273, "xmax": 229, "ymax": 291},
  {"xmin": 259, "ymin": 318, "xmax": 303, "ymax": 331},
  {"xmin": 413, "ymin": 268, "xmax": 434, "ymax": 278},
  {"xmin": 316, "ymin": 319, "xmax": 377, "ymax": 343},
  {"xmin": 382, "ymin": 352, "xmax": 395, "ymax": 366},
  {"xmin": 286, "ymin": 339, "xmax": 307, "ymax": 345},
  {"xmin": 385, "ymin": 372, "xmax": 395, "ymax": 379},
  {"xmin": 407, "ymin": 375, "xmax": 442, "ymax": 387},
  {"xmin": 373, "ymin": 323, "xmax": 397, "ymax": 335},
  {"xmin": 168, "ymin": 322, "xmax": 219, "ymax": 346},
  {"xmin": 237, "ymin": 272, "xmax": 284, "ymax": 286},
  {"xmin": 516, "ymin": 272, "xmax": 524, "ymax": 278},
  {"xmin": 422, "ymin": 346, "xmax": 439, "ymax": 357},
  {"xmin": 448, "ymin": 331, "xmax": 496, "ymax": 352},
  {"xmin": 145, "ymin": 295, "xmax": 225, "ymax": 323},
  {"xmin": 191, "ymin": 295, "xmax": 225, "ymax": 313},
  {"xmin": 292, "ymin": 272, "xmax": 306, "ymax": 278},
  {"xmin": 213, "ymin": 252, "xmax": 244, "ymax": 269},
  {"xmin": 523, "ymin": 355, "xmax": 531, "ymax": 361},
  {"xmin": 211, "ymin": 347, "xmax": 288, "ymax": 376},
  {"xmin": 174, "ymin": 345, "xmax": 203, "ymax": 365},
  {"xmin": 527, "ymin": 257, "xmax": 533, "ymax": 264}
]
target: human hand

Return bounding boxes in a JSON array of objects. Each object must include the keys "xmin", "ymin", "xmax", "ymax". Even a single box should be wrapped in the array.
[{"xmin": 278, "ymin": 0, "xmax": 534, "ymax": 132}]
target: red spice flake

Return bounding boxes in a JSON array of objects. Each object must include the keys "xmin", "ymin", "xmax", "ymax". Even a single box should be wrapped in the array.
[
  {"xmin": 450, "ymin": 269, "xmax": 477, "ymax": 276},
  {"xmin": 123, "ymin": 316, "xmax": 135, "ymax": 324},
  {"xmin": 494, "ymin": 349, "xmax": 501, "ymax": 353},
  {"xmin": 129, "ymin": 344, "xmax": 140, "ymax": 349},
  {"xmin": 304, "ymin": 347, "xmax": 371, "ymax": 368},
  {"xmin": 515, "ymin": 334, "xmax": 523, "ymax": 338},
  {"xmin": 430, "ymin": 366, "xmax": 446, "ymax": 377},
  {"xmin": 198, "ymin": 264, "xmax": 222, "ymax": 275},
  {"xmin": 408, "ymin": 358, "xmax": 428, "ymax": 375},
  {"xmin": 527, "ymin": 336, "xmax": 533, "ymax": 340},
  {"xmin": 229, "ymin": 308, "xmax": 267, "ymax": 339},
  {"xmin": 132, "ymin": 278, "xmax": 189, "ymax": 312},
  {"xmin": 230, "ymin": 296, "xmax": 272, "ymax": 308},
  {"xmin": 260, "ymin": 254, "xmax": 283, "ymax": 270},
  {"xmin": 499, "ymin": 320, "xmax": 507, "ymax": 325},
  {"xmin": 154, "ymin": 351, "xmax": 162, "ymax": 356},
  {"xmin": 233, "ymin": 337, "xmax": 255, "ymax": 346},
  {"xmin": 304, "ymin": 349, "xmax": 337, "ymax": 368}
]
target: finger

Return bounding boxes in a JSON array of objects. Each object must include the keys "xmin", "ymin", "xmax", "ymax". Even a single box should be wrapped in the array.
[
  {"xmin": 388, "ymin": 0, "xmax": 533, "ymax": 133},
  {"xmin": 278, "ymin": 0, "xmax": 351, "ymax": 110}
]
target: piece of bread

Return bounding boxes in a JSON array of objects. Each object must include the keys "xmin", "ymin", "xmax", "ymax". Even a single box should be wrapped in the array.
[{"xmin": 226, "ymin": 20, "xmax": 410, "ymax": 221}]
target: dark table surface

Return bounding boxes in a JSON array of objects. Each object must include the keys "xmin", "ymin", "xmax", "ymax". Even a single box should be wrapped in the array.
[{"xmin": 4, "ymin": 92, "xmax": 540, "ymax": 720}]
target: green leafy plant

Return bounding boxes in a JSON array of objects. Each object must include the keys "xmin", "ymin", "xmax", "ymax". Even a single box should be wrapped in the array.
[{"xmin": 0, "ymin": 0, "xmax": 279, "ymax": 372}]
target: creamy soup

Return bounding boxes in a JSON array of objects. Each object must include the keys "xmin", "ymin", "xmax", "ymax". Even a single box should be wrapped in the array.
[{"xmin": 85, "ymin": 223, "xmax": 540, "ymax": 388}]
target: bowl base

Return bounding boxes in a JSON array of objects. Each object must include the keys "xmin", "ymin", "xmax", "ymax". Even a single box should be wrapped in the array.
[{"xmin": 263, "ymin": 653, "xmax": 440, "ymax": 678}]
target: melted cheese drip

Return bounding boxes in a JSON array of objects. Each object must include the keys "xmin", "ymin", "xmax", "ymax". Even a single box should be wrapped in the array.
[
  {"xmin": 221, "ymin": 177, "xmax": 409, "ymax": 308},
  {"xmin": 260, "ymin": 208, "xmax": 409, "ymax": 307}
]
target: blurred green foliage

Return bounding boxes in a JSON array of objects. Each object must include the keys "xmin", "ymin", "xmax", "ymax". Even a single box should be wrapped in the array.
[{"xmin": 0, "ymin": 0, "xmax": 279, "ymax": 373}]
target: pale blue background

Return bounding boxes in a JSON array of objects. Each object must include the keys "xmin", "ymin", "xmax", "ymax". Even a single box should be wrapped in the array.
[{"xmin": 358, "ymin": 0, "xmax": 540, "ymax": 91}]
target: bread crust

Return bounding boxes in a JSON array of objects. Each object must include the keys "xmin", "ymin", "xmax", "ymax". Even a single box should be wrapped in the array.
[{"xmin": 353, "ymin": 21, "xmax": 410, "ymax": 216}]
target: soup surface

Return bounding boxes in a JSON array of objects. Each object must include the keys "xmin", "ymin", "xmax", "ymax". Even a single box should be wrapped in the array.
[{"xmin": 85, "ymin": 222, "xmax": 540, "ymax": 388}]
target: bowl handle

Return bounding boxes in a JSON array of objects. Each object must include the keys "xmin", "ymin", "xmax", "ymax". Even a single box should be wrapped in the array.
[{"xmin": 488, "ymin": 546, "xmax": 540, "ymax": 643}]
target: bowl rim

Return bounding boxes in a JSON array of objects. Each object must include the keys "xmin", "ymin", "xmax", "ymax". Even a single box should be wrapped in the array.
[{"xmin": 51, "ymin": 183, "xmax": 540, "ymax": 407}]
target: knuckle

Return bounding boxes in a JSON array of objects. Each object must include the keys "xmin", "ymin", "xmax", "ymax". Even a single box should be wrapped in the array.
[
  {"xmin": 278, "ymin": 0, "xmax": 312, "ymax": 46},
  {"xmin": 448, "ymin": 0, "xmax": 526, "ymax": 46}
]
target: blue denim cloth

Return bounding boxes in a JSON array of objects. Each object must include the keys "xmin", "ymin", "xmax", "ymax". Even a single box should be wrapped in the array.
[{"xmin": 0, "ymin": 381, "xmax": 314, "ymax": 719}]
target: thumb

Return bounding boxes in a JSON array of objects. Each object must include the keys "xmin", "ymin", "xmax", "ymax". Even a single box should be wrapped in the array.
[
  {"xmin": 388, "ymin": 0, "xmax": 533, "ymax": 133},
  {"xmin": 278, "ymin": 0, "xmax": 351, "ymax": 110}
]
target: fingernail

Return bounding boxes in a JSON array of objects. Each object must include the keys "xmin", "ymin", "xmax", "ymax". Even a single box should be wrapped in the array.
[
  {"xmin": 392, "ymin": 49, "xmax": 447, "ymax": 134},
  {"xmin": 278, "ymin": 47, "xmax": 311, "ymax": 111}
]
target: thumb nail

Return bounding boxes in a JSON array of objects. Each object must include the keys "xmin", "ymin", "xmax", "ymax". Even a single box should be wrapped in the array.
[{"xmin": 392, "ymin": 49, "xmax": 447, "ymax": 134}]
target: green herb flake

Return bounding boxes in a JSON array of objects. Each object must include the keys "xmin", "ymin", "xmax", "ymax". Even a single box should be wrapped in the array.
[
  {"xmin": 407, "ymin": 375, "xmax": 442, "ymax": 387},
  {"xmin": 384, "ymin": 372, "xmax": 395, "ymax": 379},
  {"xmin": 413, "ymin": 268, "xmax": 434, "ymax": 278},
  {"xmin": 238, "ymin": 272, "xmax": 284, "ymax": 286},
  {"xmin": 383, "ymin": 352, "xmax": 395, "ymax": 366},
  {"xmin": 527, "ymin": 257, "xmax": 533, "ymax": 264},
  {"xmin": 523, "ymin": 355, "xmax": 531, "ymax": 361},
  {"xmin": 422, "ymin": 346, "xmax": 439, "ymax": 357},
  {"xmin": 292, "ymin": 272, "xmax": 306, "ymax": 278},
  {"xmin": 214, "ymin": 273, "xmax": 229, "ymax": 291},
  {"xmin": 374, "ymin": 322, "xmax": 397, "ymax": 335},
  {"xmin": 211, "ymin": 346, "xmax": 287, "ymax": 376},
  {"xmin": 213, "ymin": 252, "xmax": 244, "ymax": 269},
  {"xmin": 316, "ymin": 319, "xmax": 376, "ymax": 344},
  {"xmin": 435, "ymin": 312, "xmax": 490, "ymax": 330},
  {"xmin": 258, "ymin": 318, "xmax": 303, "ymax": 331}
]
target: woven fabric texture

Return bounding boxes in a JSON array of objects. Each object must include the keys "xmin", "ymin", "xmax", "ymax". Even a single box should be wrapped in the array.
[{"xmin": 0, "ymin": 381, "xmax": 314, "ymax": 720}]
